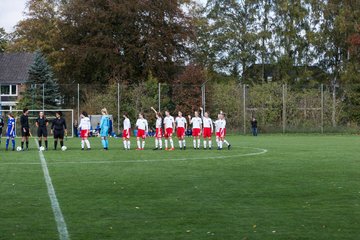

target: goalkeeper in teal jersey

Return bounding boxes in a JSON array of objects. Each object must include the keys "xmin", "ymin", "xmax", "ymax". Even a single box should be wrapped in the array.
[{"xmin": 100, "ymin": 108, "xmax": 110, "ymax": 150}]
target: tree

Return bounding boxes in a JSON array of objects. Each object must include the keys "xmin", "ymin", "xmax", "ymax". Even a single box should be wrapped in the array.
[
  {"xmin": 9, "ymin": 0, "xmax": 60, "ymax": 55},
  {"xmin": 0, "ymin": 27, "xmax": 8, "ymax": 52},
  {"xmin": 55, "ymin": 0, "xmax": 193, "ymax": 84},
  {"xmin": 18, "ymin": 51, "xmax": 61, "ymax": 109},
  {"xmin": 201, "ymin": 0, "xmax": 259, "ymax": 79},
  {"xmin": 172, "ymin": 64, "xmax": 206, "ymax": 114}
]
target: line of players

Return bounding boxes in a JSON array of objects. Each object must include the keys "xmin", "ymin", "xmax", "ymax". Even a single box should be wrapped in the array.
[
  {"xmin": 3, "ymin": 108, "xmax": 69, "ymax": 151},
  {"xmin": 122, "ymin": 107, "xmax": 231, "ymax": 151},
  {"xmin": 1, "ymin": 107, "xmax": 231, "ymax": 151}
]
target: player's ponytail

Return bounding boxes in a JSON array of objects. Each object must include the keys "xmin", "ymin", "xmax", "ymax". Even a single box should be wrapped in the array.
[{"xmin": 101, "ymin": 108, "xmax": 108, "ymax": 115}]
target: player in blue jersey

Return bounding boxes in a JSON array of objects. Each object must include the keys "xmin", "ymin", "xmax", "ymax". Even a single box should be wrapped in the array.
[
  {"xmin": 100, "ymin": 108, "xmax": 110, "ymax": 150},
  {"xmin": 5, "ymin": 113, "xmax": 16, "ymax": 151}
]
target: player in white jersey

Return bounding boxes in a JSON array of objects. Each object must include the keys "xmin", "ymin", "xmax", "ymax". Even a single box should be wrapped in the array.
[
  {"xmin": 189, "ymin": 111, "xmax": 202, "ymax": 149},
  {"xmin": 151, "ymin": 107, "xmax": 163, "ymax": 150},
  {"xmin": 163, "ymin": 110, "xmax": 175, "ymax": 150},
  {"xmin": 200, "ymin": 107, "xmax": 213, "ymax": 149},
  {"xmin": 175, "ymin": 111, "xmax": 187, "ymax": 150},
  {"xmin": 122, "ymin": 113, "xmax": 131, "ymax": 150},
  {"xmin": 79, "ymin": 111, "xmax": 91, "ymax": 150},
  {"xmin": 214, "ymin": 113, "xmax": 224, "ymax": 150},
  {"xmin": 135, "ymin": 113, "xmax": 148, "ymax": 150},
  {"xmin": 220, "ymin": 112, "xmax": 231, "ymax": 149}
]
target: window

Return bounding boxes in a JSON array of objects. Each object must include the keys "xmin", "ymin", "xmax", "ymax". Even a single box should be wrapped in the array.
[{"xmin": 1, "ymin": 85, "xmax": 17, "ymax": 96}]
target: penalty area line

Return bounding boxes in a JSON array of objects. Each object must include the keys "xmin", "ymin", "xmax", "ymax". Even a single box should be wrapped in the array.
[
  {"xmin": 0, "ymin": 147, "xmax": 268, "ymax": 165},
  {"xmin": 35, "ymin": 140, "xmax": 70, "ymax": 240}
]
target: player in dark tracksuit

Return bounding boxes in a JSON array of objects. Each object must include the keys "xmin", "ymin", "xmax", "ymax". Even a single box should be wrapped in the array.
[
  {"xmin": 51, "ymin": 111, "xmax": 67, "ymax": 150},
  {"xmin": 20, "ymin": 108, "xmax": 30, "ymax": 150},
  {"xmin": 36, "ymin": 111, "xmax": 49, "ymax": 150}
]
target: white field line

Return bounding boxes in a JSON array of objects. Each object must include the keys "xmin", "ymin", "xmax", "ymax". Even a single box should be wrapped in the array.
[
  {"xmin": 0, "ymin": 147, "xmax": 267, "ymax": 165},
  {"xmin": 35, "ymin": 140, "xmax": 70, "ymax": 240}
]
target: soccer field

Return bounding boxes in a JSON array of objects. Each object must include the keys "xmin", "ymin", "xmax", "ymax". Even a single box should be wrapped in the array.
[{"xmin": 0, "ymin": 135, "xmax": 359, "ymax": 240}]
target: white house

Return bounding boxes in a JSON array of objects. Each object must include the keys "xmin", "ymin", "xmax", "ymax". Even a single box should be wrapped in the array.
[{"xmin": 0, "ymin": 52, "xmax": 35, "ymax": 111}]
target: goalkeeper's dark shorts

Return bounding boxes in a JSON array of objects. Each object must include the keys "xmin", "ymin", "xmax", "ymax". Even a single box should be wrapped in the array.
[{"xmin": 54, "ymin": 130, "xmax": 64, "ymax": 139}]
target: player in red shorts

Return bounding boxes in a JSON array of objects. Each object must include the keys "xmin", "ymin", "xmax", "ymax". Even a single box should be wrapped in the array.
[
  {"xmin": 122, "ymin": 113, "xmax": 131, "ymax": 150},
  {"xmin": 200, "ymin": 107, "xmax": 213, "ymax": 149},
  {"xmin": 151, "ymin": 107, "xmax": 163, "ymax": 150},
  {"xmin": 79, "ymin": 111, "xmax": 91, "ymax": 150},
  {"xmin": 214, "ymin": 113, "xmax": 224, "ymax": 150},
  {"xmin": 163, "ymin": 110, "xmax": 175, "ymax": 150},
  {"xmin": 189, "ymin": 110, "xmax": 202, "ymax": 149},
  {"xmin": 220, "ymin": 112, "xmax": 231, "ymax": 149},
  {"xmin": 175, "ymin": 111, "xmax": 187, "ymax": 150},
  {"xmin": 135, "ymin": 113, "xmax": 148, "ymax": 150}
]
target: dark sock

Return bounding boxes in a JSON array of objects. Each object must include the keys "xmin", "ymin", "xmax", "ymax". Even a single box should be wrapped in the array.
[
  {"xmin": 21, "ymin": 141, "xmax": 24, "ymax": 149},
  {"xmin": 26, "ymin": 141, "xmax": 29, "ymax": 149},
  {"xmin": 45, "ymin": 141, "xmax": 48, "ymax": 148},
  {"xmin": 60, "ymin": 141, "xmax": 64, "ymax": 147},
  {"xmin": 54, "ymin": 141, "xmax": 58, "ymax": 150},
  {"xmin": 39, "ymin": 140, "xmax": 42, "ymax": 147}
]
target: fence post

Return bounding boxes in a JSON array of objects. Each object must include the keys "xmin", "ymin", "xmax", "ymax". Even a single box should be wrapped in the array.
[
  {"xmin": 42, "ymin": 83, "xmax": 45, "ymax": 111},
  {"xmin": 158, "ymin": 83, "xmax": 161, "ymax": 112},
  {"xmin": 117, "ymin": 83, "xmax": 120, "ymax": 133},
  {"xmin": 321, "ymin": 84, "xmax": 324, "ymax": 133},
  {"xmin": 243, "ymin": 84, "xmax": 246, "ymax": 135},
  {"xmin": 201, "ymin": 84, "xmax": 206, "ymax": 113},
  {"xmin": 332, "ymin": 85, "xmax": 336, "ymax": 127},
  {"xmin": 282, "ymin": 84, "xmax": 287, "ymax": 134},
  {"xmin": 77, "ymin": 83, "xmax": 80, "ymax": 122}
]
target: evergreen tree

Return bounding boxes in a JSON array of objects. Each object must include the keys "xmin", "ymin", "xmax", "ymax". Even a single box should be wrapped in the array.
[
  {"xmin": 0, "ymin": 27, "xmax": 8, "ymax": 52},
  {"xmin": 19, "ymin": 51, "xmax": 61, "ymax": 109}
]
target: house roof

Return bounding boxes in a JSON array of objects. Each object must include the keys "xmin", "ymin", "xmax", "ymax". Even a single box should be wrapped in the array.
[{"xmin": 0, "ymin": 52, "xmax": 35, "ymax": 84}]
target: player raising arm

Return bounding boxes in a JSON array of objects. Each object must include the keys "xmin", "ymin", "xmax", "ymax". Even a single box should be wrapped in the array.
[
  {"xmin": 163, "ymin": 110, "xmax": 175, "ymax": 151},
  {"xmin": 200, "ymin": 107, "xmax": 213, "ymax": 149},
  {"xmin": 5, "ymin": 113, "xmax": 16, "ymax": 151},
  {"xmin": 122, "ymin": 113, "xmax": 131, "ymax": 150},
  {"xmin": 135, "ymin": 113, "xmax": 148, "ymax": 150},
  {"xmin": 151, "ymin": 107, "xmax": 163, "ymax": 150},
  {"xmin": 189, "ymin": 110, "xmax": 202, "ymax": 149},
  {"xmin": 175, "ymin": 111, "xmax": 187, "ymax": 150},
  {"xmin": 79, "ymin": 111, "xmax": 91, "ymax": 150}
]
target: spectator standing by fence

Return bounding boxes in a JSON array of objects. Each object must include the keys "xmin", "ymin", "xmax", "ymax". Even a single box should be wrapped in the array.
[{"xmin": 251, "ymin": 117, "xmax": 258, "ymax": 136}]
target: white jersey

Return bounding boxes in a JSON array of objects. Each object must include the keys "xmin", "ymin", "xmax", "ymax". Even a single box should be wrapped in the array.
[
  {"xmin": 175, "ymin": 116, "xmax": 187, "ymax": 128},
  {"xmin": 202, "ymin": 117, "xmax": 213, "ymax": 130},
  {"xmin": 190, "ymin": 117, "xmax": 202, "ymax": 129},
  {"xmin": 79, "ymin": 117, "xmax": 91, "ymax": 130},
  {"xmin": 214, "ymin": 119, "xmax": 226, "ymax": 132},
  {"xmin": 123, "ymin": 118, "xmax": 131, "ymax": 130},
  {"xmin": 155, "ymin": 117, "xmax": 162, "ymax": 128},
  {"xmin": 164, "ymin": 116, "xmax": 175, "ymax": 129},
  {"xmin": 136, "ymin": 118, "xmax": 148, "ymax": 131}
]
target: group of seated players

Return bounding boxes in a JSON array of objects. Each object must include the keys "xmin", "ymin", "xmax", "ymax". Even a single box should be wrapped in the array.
[{"xmin": 0, "ymin": 107, "xmax": 231, "ymax": 151}]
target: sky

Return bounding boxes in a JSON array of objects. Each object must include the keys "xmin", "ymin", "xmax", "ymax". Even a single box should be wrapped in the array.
[
  {"xmin": 0, "ymin": 0, "xmax": 207, "ymax": 33},
  {"xmin": 0, "ymin": 0, "xmax": 27, "ymax": 32}
]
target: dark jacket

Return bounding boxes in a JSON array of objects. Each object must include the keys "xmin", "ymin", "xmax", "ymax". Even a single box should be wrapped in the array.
[
  {"xmin": 51, "ymin": 118, "xmax": 67, "ymax": 131},
  {"xmin": 20, "ymin": 115, "xmax": 29, "ymax": 128}
]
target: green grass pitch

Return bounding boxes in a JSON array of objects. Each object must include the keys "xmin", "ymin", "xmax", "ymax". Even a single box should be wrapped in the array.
[{"xmin": 0, "ymin": 135, "xmax": 359, "ymax": 239}]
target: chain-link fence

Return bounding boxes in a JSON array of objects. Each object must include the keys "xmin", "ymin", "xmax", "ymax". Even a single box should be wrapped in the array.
[{"xmin": 1, "ymin": 82, "xmax": 359, "ymax": 135}]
